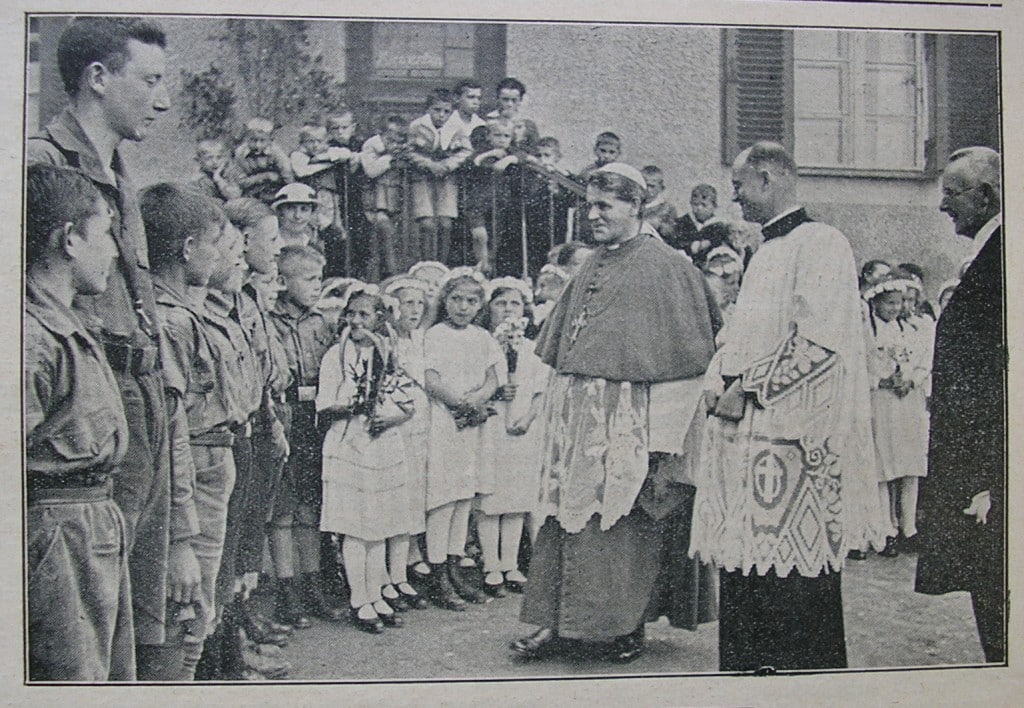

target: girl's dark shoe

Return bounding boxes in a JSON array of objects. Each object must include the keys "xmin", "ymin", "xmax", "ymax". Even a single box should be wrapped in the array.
[
  {"xmin": 483, "ymin": 571, "xmax": 507, "ymax": 598},
  {"xmin": 373, "ymin": 601, "xmax": 404, "ymax": 628},
  {"xmin": 879, "ymin": 536, "xmax": 900, "ymax": 558},
  {"xmin": 397, "ymin": 583, "xmax": 429, "ymax": 610},
  {"xmin": 504, "ymin": 570, "xmax": 527, "ymax": 594},
  {"xmin": 350, "ymin": 606, "xmax": 385, "ymax": 634}
]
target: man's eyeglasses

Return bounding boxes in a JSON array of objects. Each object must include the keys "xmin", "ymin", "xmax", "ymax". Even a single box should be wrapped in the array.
[{"xmin": 941, "ymin": 185, "xmax": 980, "ymax": 200}]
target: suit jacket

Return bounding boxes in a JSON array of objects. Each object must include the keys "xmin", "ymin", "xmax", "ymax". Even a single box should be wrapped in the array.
[{"xmin": 916, "ymin": 226, "xmax": 1004, "ymax": 595}]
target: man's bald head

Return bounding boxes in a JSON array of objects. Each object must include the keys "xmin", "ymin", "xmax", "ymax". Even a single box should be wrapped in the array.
[
  {"xmin": 941, "ymin": 146, "xmax": 1001, "ymax": 238},
  {"xmin": 731, "ymin": 142, "xmax": 798, "ymax": 224},
  {"xmin": 733, "ymin": 141, "xmax": 797, "ymax": 175}
]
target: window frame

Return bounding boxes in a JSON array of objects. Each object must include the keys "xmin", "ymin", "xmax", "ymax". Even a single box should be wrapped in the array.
[{"xmin": 722, "ymin": 27, "xmax": 942, "ymax": 180}]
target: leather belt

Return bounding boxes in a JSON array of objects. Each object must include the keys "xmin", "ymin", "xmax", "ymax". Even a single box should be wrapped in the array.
[
  {"xmin": 190, "ymin": 428, "xmax": 236, "ymax": 447},
  {"xmin": 28, "ymin": 475, "xmax": 113, "ymax": 505},
  {"xmin": 103, "ymin": 341, "xmax": 159, "ymax": 376}
]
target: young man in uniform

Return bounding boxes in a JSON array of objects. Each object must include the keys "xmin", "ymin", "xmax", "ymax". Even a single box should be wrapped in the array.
[{"xmin": 27, "ymin": 17, "xmax": 201, "ymax": 680}]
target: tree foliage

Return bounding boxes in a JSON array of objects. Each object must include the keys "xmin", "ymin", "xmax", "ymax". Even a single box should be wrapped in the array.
[{"xmin": 179, "ymin": 19, "xmax": 348, "ymax": 139}]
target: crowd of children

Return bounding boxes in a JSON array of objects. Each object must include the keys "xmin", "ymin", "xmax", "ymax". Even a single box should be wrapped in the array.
[
  {"xmin": 28, "ymin": 63, "xmax": 964, "ymax": 680},
  {"xmin": 190, "ymin": 77, "xmax": 757, "ymax": 291}
]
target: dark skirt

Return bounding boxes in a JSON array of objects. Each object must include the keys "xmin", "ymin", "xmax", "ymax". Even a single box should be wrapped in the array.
[
  {"xmin": 645, "ymin": 484, "xmax": 719, "ymax": 630},
  {"xmin": 520, "ymin": 507, "xmax": 662, "ymax": 641},
  {"xmin": 719, "ymin": 568, "xmax": 846, "ymax": 672}
]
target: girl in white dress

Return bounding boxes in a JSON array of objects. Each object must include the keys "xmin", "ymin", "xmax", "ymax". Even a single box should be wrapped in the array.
[
  {"xmin": 317, "ymin": 285, "xmax": 415, "ymax": 632},
  {"xmin": 381, "ymin": 276, "xmax": 431, "ymax": 609},
  {"xmin": 422, "ymin": 267, "xmax": 502, "ymax": 609},
  {"xmin": 477, "ymin": 278, "xmax": 548, "ymax": 597},
  {"xmin": 864, "ymin": 273, "xmax": 931, "ymax": 557}
]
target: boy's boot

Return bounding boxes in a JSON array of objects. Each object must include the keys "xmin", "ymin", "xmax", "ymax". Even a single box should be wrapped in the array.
[
  {"xmin": 274, "ymin": 576, "xmax": 311, "ymax": 630},
  {"xmin": 447, "ymin": 555, "xmax": 487, "ymax": 604},
  {"xmin": 427, "ymin": 561, "xmax": 467, "ymax": 611},
  {"xmin": 301, "ymin": 571, "xmax": 345, "ymax": 621}
]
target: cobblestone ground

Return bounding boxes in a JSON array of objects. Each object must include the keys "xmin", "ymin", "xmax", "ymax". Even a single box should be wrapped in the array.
[{"xmin": 263, "ymin": 549, "xmax": 984, "ymax": 681}]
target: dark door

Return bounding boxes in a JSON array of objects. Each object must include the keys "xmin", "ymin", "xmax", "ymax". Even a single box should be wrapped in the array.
[{"xmin": 346, "ymin": 21, "xmax": 506, "ymax": 128}]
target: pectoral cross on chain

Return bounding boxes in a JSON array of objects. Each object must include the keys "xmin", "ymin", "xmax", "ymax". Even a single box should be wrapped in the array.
[{"xmin": 568, "ymin": 305, "xmax": 588, "ymax": 348}]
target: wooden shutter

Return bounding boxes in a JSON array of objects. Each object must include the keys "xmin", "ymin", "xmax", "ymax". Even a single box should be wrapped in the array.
[{"xmin": 721, "ymin": 28, "xmax": 794, "ymax": 164}]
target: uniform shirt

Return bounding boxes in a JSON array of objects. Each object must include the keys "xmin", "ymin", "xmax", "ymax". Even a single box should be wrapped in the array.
[
  {"xmin": 203, "ymin": 290, "xmax": 262, "ymax": 425},
  {"xmin": 269, "ymin": 299, "xmax": 338, "ymax": 389},
  {"xmin": 245, "ymin": 280, "xmax": 294, "ymax": 395},
  {"xmin": 155, "ymin": 280, "xmax": 230, "ymax": 436},
  {"xmin": 27, "ymin": 108, "xmax": 159, "ymax": 350},
  {"xmin": 25, "ymin": 278, "xmax": 128, "ymax": 476}
]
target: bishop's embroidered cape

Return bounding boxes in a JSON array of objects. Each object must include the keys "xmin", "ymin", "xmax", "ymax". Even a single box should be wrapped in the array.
[{"xmin": 534, "ymin": 234, "xmax": 720, "ymax": 532}]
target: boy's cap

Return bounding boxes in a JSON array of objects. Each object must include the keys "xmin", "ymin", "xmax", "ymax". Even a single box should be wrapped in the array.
[
  {"xmin": 596, "ymin": 162, "xmax": 647, "ymax": 192},
  {"xmin": 272, "ymin": 183, "xmax": 317, "ymax": 210}
]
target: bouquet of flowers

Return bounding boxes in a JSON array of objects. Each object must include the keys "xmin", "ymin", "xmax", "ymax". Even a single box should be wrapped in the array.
[
  {"xmin": 494, "ymin": 316, "xmax": 529, "ymax": 375},
  {"xmin": 877, "ymin": 344, "xmax": 913, "ymax": 397},
  {"xmin": 345, "ymin": 335, "xmax": 416, "ymax": 436}
]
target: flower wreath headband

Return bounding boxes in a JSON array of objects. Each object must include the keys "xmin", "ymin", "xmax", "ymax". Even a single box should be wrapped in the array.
[
  {"xmin": 539, "ymin": 264, "xmax": 570, "ymax": 282},
  {"xmin": 383, "ymin": 277, "xmax": 428, "ymax": 297},
  {"xmin": 703, "ymin": 246, "xmax": 744, "ymax": 277},
  {"xmin": 438, "ymin": 265, "xmax": 487, "ymax": 290},
  {"xmin": 340, "ymin": 281, "xmax": 399, "ymax": 316},
  {"xmin": 408, "ymin": 260, "xmax": 450, "ymax": 279},
  {"xmin": 863, "ymin": 277, "xmax": 917, "ymax": 302},
  {"xmin": 485, "ymin": 276, "xmax": 534, "ymax": 304}
]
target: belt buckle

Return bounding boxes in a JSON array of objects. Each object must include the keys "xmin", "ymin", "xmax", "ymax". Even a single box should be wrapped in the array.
[{"xmin": 132, "ymin": 345, "xmax": 158, "ymax": 375}]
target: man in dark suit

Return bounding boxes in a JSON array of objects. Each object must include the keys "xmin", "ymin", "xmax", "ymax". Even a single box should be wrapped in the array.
[{"xmin": 915, "ymin": 146, "xmax": 1005, "ymax": 663}]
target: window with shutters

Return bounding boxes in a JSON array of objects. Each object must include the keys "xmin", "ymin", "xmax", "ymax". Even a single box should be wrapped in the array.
[{"xmin": 722, "ymin": 28, "xmax": 936, "ymax": 176}]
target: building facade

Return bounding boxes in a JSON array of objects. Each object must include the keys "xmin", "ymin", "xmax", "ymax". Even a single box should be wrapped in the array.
[{"xmin": 27, "ymin": 16, "xmax": 1000, "ymax": 292}]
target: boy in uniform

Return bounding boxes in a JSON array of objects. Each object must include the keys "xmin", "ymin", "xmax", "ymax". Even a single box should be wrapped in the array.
[
  {"xmin": 25, "ymin": 163, "xmax": 133, "ymax": 682},
  {"xmin": 143, "ymin": 184, "xmax": 234, "ymax": 680},
  {"xmin": 269, "ymin": 246, "xmax": 343, "ymax": 628}
]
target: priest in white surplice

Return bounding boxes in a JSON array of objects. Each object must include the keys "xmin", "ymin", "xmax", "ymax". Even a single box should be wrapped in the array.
[{"xmin": 690, "ymin": 142, "xmax": 887, "ymax": 672}]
